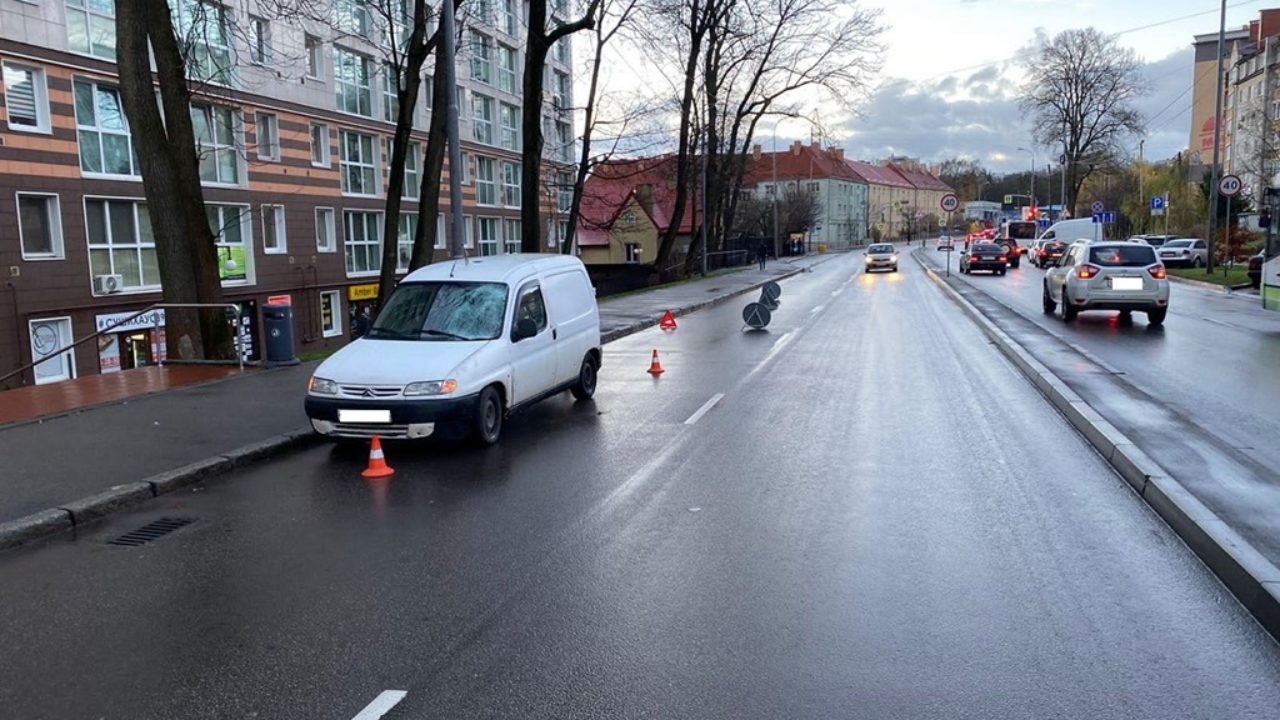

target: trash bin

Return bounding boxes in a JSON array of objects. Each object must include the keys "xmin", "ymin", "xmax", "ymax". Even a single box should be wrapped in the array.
[{"xmin": 261, "ymin": 303, "xmax": 299, "ymax": 366}]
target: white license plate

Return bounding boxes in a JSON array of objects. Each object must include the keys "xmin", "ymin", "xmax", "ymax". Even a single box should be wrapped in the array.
[
  {"xmin": 338, "ymin": 409, "xmax": 392, "ymax": 423},
  {"xmin": 1111, "ymin": 277, "xmax": 1143, "ymax": 291}
]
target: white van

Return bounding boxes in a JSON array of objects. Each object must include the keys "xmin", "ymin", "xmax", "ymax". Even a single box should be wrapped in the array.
[
  {"xmin": 1038, "ymin": 218, "xmax": 1103, "ymax": 244},
  {"xmin": 305, "ymin": 254, "xmax": 601, "ymax": 445}
]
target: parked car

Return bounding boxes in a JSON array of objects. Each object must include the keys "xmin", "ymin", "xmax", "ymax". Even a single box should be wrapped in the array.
[
  {"xmin": 1158, "ymin": 239, "xmax": 1208, "ymax": 268},
  {"xmin": 1248, "ymin": 250, "xmax": 1265, "ymax": 288},
  {"xmin": 961, "ymin": 243, "xmax": 1008, "ymax": 275},
  {"xmin": 305, "ymin": 254, "xmax": 602, "ymax": 445},
  {"xmin": 1033, "ymin": 240, "xmax": 1068, "ymax": 268},
  {"xmin": 864, "ymin": 243, "xmax": 899, "ymax": 272},
  {"xmin": 1043, "ymin": 241, "xmax": 1170, "ymax": 325}
]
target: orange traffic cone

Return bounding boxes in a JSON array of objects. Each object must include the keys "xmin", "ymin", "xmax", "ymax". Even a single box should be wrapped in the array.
[
  {"xmin": 362, "ymin": 435, "xmax": 395, "ymax": 479},
  {"xmin": 647, "ymin": 349, "xmax": 665, "ymax": 376},
  {"xmin": 659, "ymin": 310, "xmax": 678, "ymax": 331}
]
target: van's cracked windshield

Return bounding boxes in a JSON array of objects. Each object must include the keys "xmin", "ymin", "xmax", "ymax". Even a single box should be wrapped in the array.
[{"xmin": 3, "ymin": 0, "xmax": 1280, "ymax": 718}]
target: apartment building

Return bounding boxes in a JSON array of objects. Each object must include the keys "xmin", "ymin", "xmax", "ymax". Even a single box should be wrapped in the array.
[
  {"xmin": 743, "ymin": 141, "xmax": 869, "ymax": 249},
  {"xmin": 0, "ymin": 0, "xmax": 575, "ymax": 387},
  {"xmin": 1222, "ymin": 10, "xmax": 1280, "ymax": 201}
]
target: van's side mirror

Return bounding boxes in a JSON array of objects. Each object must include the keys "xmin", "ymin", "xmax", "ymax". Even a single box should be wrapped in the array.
[{"xmin": 513, "ymin": 318, "xmax": 538, "ymax": 341}]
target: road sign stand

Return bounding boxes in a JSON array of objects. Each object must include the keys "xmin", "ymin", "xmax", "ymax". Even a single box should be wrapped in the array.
[{"xmin": 946, "ymin": 210, "xmax": 953, "ymax": 277}]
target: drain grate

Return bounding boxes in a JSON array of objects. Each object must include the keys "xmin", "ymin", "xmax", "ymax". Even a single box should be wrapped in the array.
[{"xmin": 107, "ymin": 517, "xmax": 193, "ymax": 547}]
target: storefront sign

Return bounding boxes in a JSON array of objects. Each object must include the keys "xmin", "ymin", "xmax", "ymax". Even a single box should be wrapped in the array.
[
  {"xmin": 348, "ymin": 284, "xmax": 379, "ymax": 301},
  {"xmin": 95, "ymin": 309, "xmax": 166, "ymax": 334},
  {"xmin": 266, "ymin": 294, "xmax": 292, "ymax": 306}
]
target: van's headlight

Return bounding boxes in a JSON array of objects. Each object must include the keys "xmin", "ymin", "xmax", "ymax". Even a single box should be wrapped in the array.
[
  {"xmin": 309, "ymin": 376, "xmax": 338, "ymax": 395},
  {"xmin": 404, "ymin": 379, "xmax": 458, "ymax": 396}
]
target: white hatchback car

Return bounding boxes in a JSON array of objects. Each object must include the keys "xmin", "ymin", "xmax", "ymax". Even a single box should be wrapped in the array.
[
  {"xmin": 863, "ymin": 243, "xmax": 899, "ymax": 272},
  {"xmin": 1043, "ymin": 241, "xmax": 1170, "ymax": 325},
  {"xmin": 305, "ymin": 254, "xmax": 601, "ymax": 445}
]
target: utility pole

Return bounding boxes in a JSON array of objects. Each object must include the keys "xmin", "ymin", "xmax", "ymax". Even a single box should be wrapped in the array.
[
  {"xmin": 442, "ymin": 0, "xmax": 465, "ymax": 259},
  {"xmin": 1139, "ymin": 139, "xmax": 1145, "ymax": 234},
  {"xmin": 772, "ymin": 121, "xmax": 780, "ymax": 258},
  {"xmin": 1207, "ymin": 0, "xmax": 1228, "ymax": 274}
]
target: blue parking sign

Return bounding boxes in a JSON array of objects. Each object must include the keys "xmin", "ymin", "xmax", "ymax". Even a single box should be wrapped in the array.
[{"xmin": 1150, "ymin": 196, "xmax": 1165, "ymax": 211}]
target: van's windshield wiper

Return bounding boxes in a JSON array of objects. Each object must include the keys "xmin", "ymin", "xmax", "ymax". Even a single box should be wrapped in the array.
[
  {"xmin": 421, "ymin": 328, "xmax": 469, "ymax": 341},
  {"xmin": 367, "ymin": 327, "xmax": 416, "ymax": 339}
]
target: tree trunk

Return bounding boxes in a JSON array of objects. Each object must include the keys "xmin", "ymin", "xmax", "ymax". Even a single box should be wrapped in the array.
[
  {"xmin": 564, "ymin": 17, "xmax": 608, "ymax": 255},
  {"xmin": 117, "ymin": 0, "xmax": 228, "ymax": 360},
  {"xmin": 374, "ymin": 0, "xmax": 431, "ymax": 313},
  {"xmin": 411, "ymin": 47, "xmax": 453, "ymax": 270},
  {"xmin": 655, "ymin": 1, "xmax": 706, "ymax": 274}
]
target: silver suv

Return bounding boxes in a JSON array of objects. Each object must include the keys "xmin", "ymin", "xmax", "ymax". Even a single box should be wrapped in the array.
[{"xmin": 1043, "ymin": 242, "xmax": 1170, "ymax": 326}]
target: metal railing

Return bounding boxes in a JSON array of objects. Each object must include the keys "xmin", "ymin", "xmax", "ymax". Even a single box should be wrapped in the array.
[{"xmin": 0, "ymin": 303, "xmax": 244, "ymax": 387}]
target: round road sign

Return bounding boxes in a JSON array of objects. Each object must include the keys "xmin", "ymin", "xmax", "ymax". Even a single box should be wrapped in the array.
[
  {"xmin": 1091, "ymin": 200, "xmax": 1105, "ymax": 214},
  {"xmin": 1219, "ymin": 174, "xmax": 1243, "ymax": 197},
  {"xmin": 743, "ymin": 303, "xmax": 771, "ymax": 329},
  {"xmin": 761, "ymin": 281, "xmax": 782, "ymax": 302},
  {"xmin": 940, "ymin": 194, "xmax": 959, "ymax": 213}
]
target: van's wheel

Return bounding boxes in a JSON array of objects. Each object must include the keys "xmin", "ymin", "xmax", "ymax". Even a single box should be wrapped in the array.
[
  {"xmin": 570, "ymin": 354, "xmax": 598, "ymax": 401},
  {"xmin": 474, "ymin": 386, "xmax": 504, "ymax": 445}
]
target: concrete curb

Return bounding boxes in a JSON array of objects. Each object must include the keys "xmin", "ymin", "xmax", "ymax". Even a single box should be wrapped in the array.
[
  {"xmin": 913, "ymin": 249, "xmax": 1280, "ymax": 642},
  {"xmin": 0, "ymin": 258, "xmax": 844, "ymax": 552},
  {"xmin": 1167, "ymin": 273, "xmax": 1240, "ymax": 294},
  {"xmin": 0, "ymin": 428, "xmax": 318, "ymax": 550}
]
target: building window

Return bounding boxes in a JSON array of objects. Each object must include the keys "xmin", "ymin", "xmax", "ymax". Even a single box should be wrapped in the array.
[
  {"xmin": 625, "ymin": 243, "xmax": 640, "ymax": 263},
  {"xmin": 383, "ymin": 62, "xmax": 400, "ymax": 122},
  {"xmin": 65, "ymin": 0, "xmax": 116, "ymax": 59},
  {"xmin": 256, "ymin": 112, "xmax": 279, "ymax": 161},
  {"xmin": 552, "ymin": 70, "xmax": 569, "ymax": 110},
  {"xmin": 335, "ymin": 47, "xmax": 373, "ymax": 116},
  {"xmin": 396, "ymin": 213, "xmax": 418, "ymax": 271},
  {"xmin": 262, "ymin": 204, "xmax": 286, "ymax": 254},
  {"xmin": 344, "ymin": 210, "xmax": 382, "ymax": 275},
  {"xmin": 470, "ymin": 32, "xmax": 493, "ymax": 85},
  {"xmin": 477, "ymin": 216, "xmax": 499, "ymax": 255},
  {"xmin": 500, "ymin": 102, "xmax": 520, "ymax": 150},
  {"xmin": 504, "ymin": 218, "xmax": 521, "ymax": 253},
  {"xmin": 17, "ymin": 193, "xmax": 64, "ymax": 260},
  {"xmin": 320, "ymin": 290, "xmax": 342, "ymax": 337},
  {"xmin": 435, "ymin": 214, "xmax": 446, "ymax": 249},
  {"xmin": 86, "ymin": 198, "xmax": 158, "ymax": 292},
  {"xmin": 557, "ymin": 171, "xmax": 573, "ymax": 212},
  {"xmin": 498, "ymin": 45, "xmax": 518, "ymax": 94},
  {"xmin": 475, "ymin": 156, "xmax": 497, "ymax": 206},
  {"xmin": 403, "ymin": 142, "xmax": 421, "ymax": 199},
  {"xmin": 310, "ymin": 122, "xmax": 331, "ymax": 166},
  {"xmin": 456, "ymin": 85, "xmax": 468, "ymax": 119},
  {"xmin": 502, "ymin": 0, "xmax": 519, "ymax": 35},
  {"xmin": 472, "ymin": 92, "xmax": 494, "ymax": 144},
  {"xmin": 315, "ymin": 207, "xmax": 336, "ymax": 252},
  {"xmin": 459, "ymin": 151, "xmax": 471, "ymax": 184},
  {"xmin": 424, "ymin": 75, "xmax": 434, "ymax": 109},
  {"xmin": 553, "ymin": 36, "xmax": 568, "ymax": 64},
  {"xmin": 555, "ymin": 121, "xmax": 572, "ymax": 162},
  {"xmin": 74, "ymin": 79, "xmax": 137, "ymax": 177},
  {"xmin": 472, "ymin": 0, "xmax": 493, "ymax": 25},
  {"xmin": 340, "ymin": 130, "xmax": 378, "ymax": 196},
  {"xmin": 207, "ymin": 204, "xmax": 252, "ymax": 284},
  {"xmin": 178, "ymin": 0, "xmax": 233, "ymax": 85},
  {"xmin": 305, "ymin": 35, "xmax": 323, "ymax": 79},
  {"xmin": 335, "ymin": 0, "xmax": 372, "ymax": 38},
  {"xmin": 249, "ymin": 16, "xmax": 272, "ymax": 64},
  {"xmin": 808, "ymin": 182, "xmax": 820, "ymax": 194},
  {"xmin": 4, "ymin": 64, "xmax": 50, "ymax": 133},
  {"xmin": 191, "ymin": 104, "xmax": 241, "ymax": 185},
  {"xmin": 464, "ymin": 215, "xmax": 474, "ymax": 248},
  {"xmin": 502, "ymin": 162, "xmax": 521, "ymax": 208},
  {"xmin": 30, "ymin": 317, "xmax": 76, "ymax": 385}
]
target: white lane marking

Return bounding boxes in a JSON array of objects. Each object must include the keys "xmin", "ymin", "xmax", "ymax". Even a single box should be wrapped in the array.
[
  {"xmin": 352, "ymin": 691, "xmax": 408, "ymax": 720},
  {"xmin": 810, "ymin": 304, "xmax": 825, "ymax": 314},
  {"xmin": 831, "ymin": 289, "xmax": 844, "ymax": 297},
  {"xmin": 684, "ymin": 393, "xmax": 726, "ymax": 425}
]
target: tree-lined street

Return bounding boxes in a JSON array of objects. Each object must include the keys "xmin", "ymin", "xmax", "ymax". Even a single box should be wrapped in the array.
[{"xmin": 4, "ymin": 252, "xmax": 1279, "ymax": 718}]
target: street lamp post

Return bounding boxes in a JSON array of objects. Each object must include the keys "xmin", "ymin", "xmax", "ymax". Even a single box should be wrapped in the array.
[
  {"xmin": 1207, "ymin": 0, "xmax": 1228, "ymax": 273},
  {"xmin": 1018, "ymin": 146, "xmax": 1035, "ymax": 216}
]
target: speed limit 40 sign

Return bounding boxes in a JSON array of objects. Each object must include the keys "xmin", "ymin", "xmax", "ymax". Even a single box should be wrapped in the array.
[
  {"xmin": 1219, "ymin": 174, "xmax": 1243, "ymax": 197},
  {"xmin": 940, "ymin": 194, "xmax": 959, "ymax": 213}
]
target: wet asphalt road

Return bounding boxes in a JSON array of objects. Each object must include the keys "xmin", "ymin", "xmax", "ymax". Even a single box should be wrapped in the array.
[
  {"xmin": 3, "ymin": 251, "xmax": 1280, "ymax": 719},
  {"xmin": 919, "ymin": 250, "xmax": 1280, "ymax": 565}
]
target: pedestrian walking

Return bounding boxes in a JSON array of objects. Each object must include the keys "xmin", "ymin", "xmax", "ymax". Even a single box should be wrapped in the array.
[{"xmin": 757, "ymin": 240, "xmax": 769, "ymax": 271}]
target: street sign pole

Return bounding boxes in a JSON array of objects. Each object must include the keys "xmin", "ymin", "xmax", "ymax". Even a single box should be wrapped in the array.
[{"xmin": 1206, "ymin": 0, "xmax": 1228, "ymax": 274}]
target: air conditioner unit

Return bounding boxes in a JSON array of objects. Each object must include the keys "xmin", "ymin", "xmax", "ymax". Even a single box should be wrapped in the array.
[{"xmin": 94, "ymin": 274, "xmax": 124, "ymax": 294}]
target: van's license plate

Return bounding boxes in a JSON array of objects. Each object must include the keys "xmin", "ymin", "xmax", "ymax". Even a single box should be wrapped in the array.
[
  {"xmin": 1111, "ymin": 277, "xmax": 1143, "ymax": 290},
  {"xmin": 338, "ymin": 409, "xmax": 392, "ymax": 423}
]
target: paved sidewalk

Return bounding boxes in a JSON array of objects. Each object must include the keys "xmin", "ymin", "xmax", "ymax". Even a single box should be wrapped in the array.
[{"xmin": 0, "ymin": 252, "xmax": 838, "ymax": 540}]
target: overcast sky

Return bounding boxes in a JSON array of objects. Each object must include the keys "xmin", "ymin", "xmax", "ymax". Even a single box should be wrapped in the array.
[
  {"xmin": 588, "ymin": 1, "xmax": 1269, "ymax": 174},
  {"xmin": 830, "ymin": 0, "xmax": 1269, "ymax": 173}
]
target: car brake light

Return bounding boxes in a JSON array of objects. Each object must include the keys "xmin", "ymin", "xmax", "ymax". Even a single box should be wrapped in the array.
[
  {"xmin": 997, "ymin": 256, "xmax": 1007, "ymax": 262},
  {"xmin": 1149, "ymin": 265, "xmax": 1167, "ymax": 280},
  {"xmin": 1077, "ymin": 264, "xmax": 1100, "ymax": 280}
]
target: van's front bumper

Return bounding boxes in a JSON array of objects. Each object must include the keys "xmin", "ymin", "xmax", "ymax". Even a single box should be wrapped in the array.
[{"xmin": 304, "ymin": 393, "xmax": 480, "ymax": 439}]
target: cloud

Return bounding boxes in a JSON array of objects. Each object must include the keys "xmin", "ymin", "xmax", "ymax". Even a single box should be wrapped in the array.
[{"xmin": 837, "ymin": 46, "xmax": 1195, "ymax": 173}]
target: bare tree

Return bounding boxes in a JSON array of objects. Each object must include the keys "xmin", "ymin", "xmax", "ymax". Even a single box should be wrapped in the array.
[
  {"xmin": 115, "ymin": 0, "xmax": 229, "ymax": 360},
  {"xmin": 732, "ymin": 185, "xmax": 820, "ymax": 237},
  {"xmin": 520, "ymin": 0, "xmax": 602, "ymax": 251},
  {"xmin": 1020, "ymin": 28, "xmax": 1146, "ymax": 215}
]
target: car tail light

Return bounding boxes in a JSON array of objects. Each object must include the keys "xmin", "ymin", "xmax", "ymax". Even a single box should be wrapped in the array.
[
  {"xmin": 997, "ymin": 255, "xmax": 1007, "ymax": 262},
  {"xmin": 1149, "ymin": 265, "xmax": 1167, "ymax": 280},
  {"xmin": 1077, "ymin": 264, "xmax": 1101, "ymax": 280}
]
